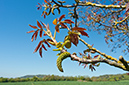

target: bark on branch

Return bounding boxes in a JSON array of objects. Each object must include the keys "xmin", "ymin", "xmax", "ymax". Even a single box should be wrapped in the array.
[{"xmin": 52, "ymin": 0, "xmax": 126, "ymax": 9}]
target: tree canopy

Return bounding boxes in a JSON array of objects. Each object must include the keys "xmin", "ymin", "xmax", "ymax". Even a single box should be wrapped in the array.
[{"xmin": 27, "ymin": 0, "xmax": 129, "ymax": 72}]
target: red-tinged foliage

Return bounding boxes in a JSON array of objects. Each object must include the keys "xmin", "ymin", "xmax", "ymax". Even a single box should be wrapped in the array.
[
  {"xmin": 34, "ymin": 31, "xmax": 38, "ymax": 40},
  {"xmin": 64, "ymin": 19, "xmax": 74, "ymax": 24},
  {"xmin": 94, "ymin": 55, "xmax": 99, "ymax": 58},
  {"xmin": 60, "ymin": 22, "xmax": 67, "ymax": 28},
  {"xmin": 105, "ymin": 38, "xmax": 109, "ymax": 44},
  {"xmin": 27, "ymin": 30, "xmax": 35, "ymax": 33},
  {"xmin": 41, "ymin": 11, "xmax": 45, "ymax": 16},
  {"xmin": 44, "ymin": 15, "xmax": 46, "ymax": 18},
  {"xmin": 127, "ymin": 73, "xmax": 129, "ymax": 75},
  {"xmin": 79, "ymin": 52, "xmax": 82, "ymax": 55},
  {"xmin": 31, "ymin": 33, "xmax": 35, "ymax": 42},
  {"xmin": 41, "ymin": 11, "xmax": 47, "ymax": 18},
  {"xmin": 44, "ymin": 0, "xmax": 48, "ymax": 3},
  {"xmin": 59, "ymin": 14, "xmax": 65, "ymax": 21},
  {"xmin": 40, "ymin": 21, "xmax": 46, "ymax": 28},
  {"xmin": 55, "ymin": 25, "xmax": 59, "ymax": 33},
  {"xmin": 79, "ymin": 62, "xmax": 81, "ymax": 66},
  {"xmin": 29, "ymin": 24, "xmax": 38, "ymax": 29},
  {"xmin": 44, "ymin": 41, "xmax": 51, "ymax": 48},
  {"xmin": 84, "ymin": 64, "xmax": 87, "ymax": 68},
  {"xmin": 39, "ymin": 47, "xmax": 43, "ymax": 58},
  {"xmin": 91, "ymin": 67, "xmax": 96, "ymax": 71},
  {"xmin": 70, "ymin": 34, "xmax": 78, "ymax": 46},
  {"xmin": 87, "ymin": 54, "xmax": 91, "ymax": 59},
  {"xmin": 87, "ymin": 14, "xmax": 91, "ymax": 21},
  {"xmin": 53, "ymin": 18, "xmax": 58, "ymax": 25},
  {"xmin": 37, "ymin": 21, "xmax": 42, "ymax": 29},
  {"xmin": 42, "ymin": 44, "xmax": 47, "ymax": 51},
  {"xmin": 78, "ymin": 31, "xmax": 89, "ymax": 37},
  {"xmin": 40, "ymin": 30, "xmax": 43, "ymax": 38},
  {"xmin": 72, "ymin": 27, "xmax": 86, "ymax": 31},
  {"xmin": 118, "ymin": 17, "xmax": 123, "ymax": 21},
  {"xmin": 34, "ymin": 41, "xmax": 43, "ymax": 53},
  {"xmin": 37, "ymin": 3, "xmax": 42, "ymax": 10},
  {"xmin": 43, "ymin": 33, "xmax": 47, "ymax": 36},
  {"xmin": 126, "ymin": 3, "xmax": 129, "ymax": 12},
  {"xmin": 37, "ymin": 7, "xmax": 41, "ymax": 10},
  {"xmin": 89, "ymin": 65, "xmax": 96, "ymax": 71}
]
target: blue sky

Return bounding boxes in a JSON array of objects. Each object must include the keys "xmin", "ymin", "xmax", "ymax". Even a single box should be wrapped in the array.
[{"xmin": 0, "ymin": 0, "xmax": 129, "ymax": 78}]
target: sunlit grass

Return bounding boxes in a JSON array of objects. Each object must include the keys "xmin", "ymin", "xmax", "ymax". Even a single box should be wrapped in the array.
[{"xmin": 0, "ymin": 80, "xmax": 129, "ymax": 85}]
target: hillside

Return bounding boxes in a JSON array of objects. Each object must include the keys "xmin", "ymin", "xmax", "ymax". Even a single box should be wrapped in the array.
[
  {"xmin": 91, "ymin": 73, "xmax": 129, "ymax": 81},
  {"xmin": 20, "ymin": 74, "xmax": 46, "ymax": 78}
]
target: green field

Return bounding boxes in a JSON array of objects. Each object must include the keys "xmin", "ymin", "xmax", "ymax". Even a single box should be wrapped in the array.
[{"xmin": 0, "ymin": 81, "xmax": 129, "ymax": 85}]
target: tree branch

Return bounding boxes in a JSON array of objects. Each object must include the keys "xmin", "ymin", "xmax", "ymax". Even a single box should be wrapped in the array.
[
  {"xmin": 51, "ymin": 0, "xmax": 126, "ymax": 9},
  {"xmin": 70, "ymin": 53, "xmax": 129, "ymax": 71}
]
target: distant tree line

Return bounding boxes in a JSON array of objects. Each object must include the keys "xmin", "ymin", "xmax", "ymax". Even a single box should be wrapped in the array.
[
  {"xmin": 0, "ymin": 75, "xmax": 91, "ymax": 82},
  {"xmin": 91, "ymin": 73, "xmax": 129, "ymax": 81},
  {"xmin": 0, "ymin": 73, "xmax": 129, "ymax": 82}
]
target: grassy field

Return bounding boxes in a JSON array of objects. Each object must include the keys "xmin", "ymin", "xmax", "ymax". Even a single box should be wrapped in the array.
[{"xmin": 0, "ymin": 80, "xmax": 129, "ymax": 85}]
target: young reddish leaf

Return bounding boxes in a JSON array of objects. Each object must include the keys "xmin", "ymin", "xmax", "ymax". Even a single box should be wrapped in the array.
[
  {"xmin": 70, "ymin": 34, "xmax": 78, "ymax": 46},
  {"xmin": 44, "ymin": 41, "xmax": 51, "ymax": 48},
  {"xmin": 35, "ymin": 31, "xmax": 38, "ymax": 40},
  {"xmin": 40, "ymin": 21, "xmax": 46, "ymax": 28},
  {"xmin": 55, "ymin": 25, "xmax": 59, "ymax": 33},
  {"xmin": 87, "ymin": 14, "xmax": 91, "ymax": 21},
  {"xmin": 94, "ymin": 55, "xmax": 99, "ymax": 58},
  {"xmin": 44, "ymin": 0, "xmax": 48, "ymax": 3},
  {"xmin": 118, "ymin": 17, "xmax": 123, "ymax": 21},
  {"xmin": 33, "ymin": 41, "xmax": 43, "ymax": 53},
  {"xmin": 53, "ymin": 18, "xmax": 58, "ymax": 25},
  {"xmin": 37, "ymin": 7, "xmax": 40, "ymax": 10},
  {"xmin": 44, "ymin": 15, "xmax": 46, "ymax": 18},
  {"xmin": 39, "ymin": 47, "xmax": 43, "ymax": 58},
  {"xmin": 29, "ymin": 24, "xmax": 38, "ymax": 29},
  {"xmin": 84, "ymin": 64, "xmax": 87, "ymax": 68},
  {"xmin": 78, "ymin": 31, "xmax": 89, "ymax": 37},
  {"xmin": 82, "ymin": 64, "xmax": 85, "ymax": 66},
  {"xmin": 92, "ymin": 67, "xmax": 96, "ymax": 71},
  {"xmin": 37, "ymin": 21, "xmax": 42, "ymax": 29},
  {"xmin": 42, "ymin": 44, "xmax": 47, "ymax": 51},
  {"xmin": 87, "ymin": 54, "xmax": 91, "ymax": 59},
  {"xmin": 59, "ymin": 14, "xmax": 65, "ymax": 21},
  {"xmin": 40, "ymin": 30, "xmax": 43, "ymax": 38},
  {"xmin": 79, "ymin": 52, "xmax": 82, "ymax": 55},
  {"xmin": 27, "ymin": 30, "xmax": 35, "ymax": 33},
  {"xmin": 79, "ymin": 62, "xmax": 81, "ymax": 66},
  {"xmin": 72, "ymin": 27, "xmax": 86, "ymax": 31},
  {"xmin": 126, "ymin": 2, "xmax": 129, "ymax": 13},
  {"xmin": 43, "ymin": 33, "xmax": 47, "ymax": 36},
  {"xmin": 31, "ymin": 33, "xmax": 35, "ymax": 42},
  {"xmin": 105, "ymin": 39, "xmax": 109, "ymax": 44},
  {"xmin": 37, "ymin": 3, "xmax": 42, "ymax": 10},
  {"xmin": 89, "ymin": 64, "xmax": 92, "ymax": 69},
  {"xmin": 41, "ymin": 11, "xmax": 45, "ymax": 16},
  {"xmin": 64, "ymin": 19, "xmax": 74, "ymax": 24},
  {"xmin": 60, "ymin": 22, "xmax": 67, "ymax": 28}
]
